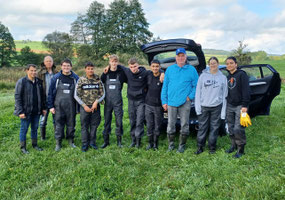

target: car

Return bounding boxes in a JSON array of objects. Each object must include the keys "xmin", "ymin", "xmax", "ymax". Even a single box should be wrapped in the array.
[{"xmin": 141, "ymin": 38, "xmax": 281, "ymax": 134}]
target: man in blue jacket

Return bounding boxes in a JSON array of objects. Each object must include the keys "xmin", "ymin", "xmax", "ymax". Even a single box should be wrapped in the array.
[
  {"xmin": 48, "ymin": 58, "xmax": 79, "ymax": 151},
  {"xmin": 161, "ymin": 48, "xmax": 199, "ymax": 153}
]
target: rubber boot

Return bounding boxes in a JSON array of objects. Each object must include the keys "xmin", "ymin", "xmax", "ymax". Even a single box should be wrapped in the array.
[
  {"xmin": 40, "ymin": 127, "xmax": 46, "ymax": 140},
  {"xmin": 55, "ymin": 140, "xmax": 62, "ymax": 151},
  {"xmin": 225, "ymin": 138, "xmax": 237, "ymax": 153},
  {"xmin": 167, "ymin": 134, "xmax": 175, "ymax": 151},
  {"xmin": 129, "ymin": 135, "xmax": 136, "ymax": 148},
  {"xmin": 101, "ymin": 134, "xmax": 110, "ymax": 149},
  {"xmin": 177, "ymin": 134, "xmax": 188, "ymax": 153},
  {"xmin": 32, "ymin": 139, "xmax": 43, "ymax": 151},
  {"xmin": 153, "ymin": 135, "xmax": 159, "ymax": 150},
  {"xmin": 195, "ymin": 146, "xmax": 204, "ymax": 155},
  {"xmin": 233, "ymin": 145, "xmax": 245, "ymax": 158},
  {"xmin": 117, "ymin": 136, "xmax": 122, "ymax": 148},
  {"xmin": 20, "ymin": 141, "xmax": 29, "ymax": 154},
  {"xmin": 69, "ymin": 139, "xmax": 76, "ymax": 148},
  {"xmin": 136, "ymin": 137, "xmax": 141, "ymax": 149},
  {"xmin": 146, "ymin": 135, "xmax": 153, "ymax": 150}
]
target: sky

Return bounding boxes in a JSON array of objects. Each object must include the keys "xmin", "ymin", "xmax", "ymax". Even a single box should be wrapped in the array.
[{"xmin": 0, "ymin": 0, "xmax": 285, "ymax": 54}]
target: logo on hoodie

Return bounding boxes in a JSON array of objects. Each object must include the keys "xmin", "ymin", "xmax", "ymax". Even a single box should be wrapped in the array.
[{"xmin": 228, "ymin": 77, "xmax": 236, "ymax": 89}]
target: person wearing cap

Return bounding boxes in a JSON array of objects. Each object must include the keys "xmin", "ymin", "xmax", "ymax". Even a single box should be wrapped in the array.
[
  {"xmin": 47, "ymin": 58, "xmax": 79, "ymax": 151},
  {"xmin": 14, "ymin": 64, "xmax": 47, "ymax": 154},
  {"xmin": 74, "ymin": 62, "xmax": 105, "ymax": 152},
  {"xmin": 145, "ymin": 60, "xmax": 164, "ymax": 150},
  {"xmin": 161, "ymin": 48, "xmax": 199, "ymax": 153}
]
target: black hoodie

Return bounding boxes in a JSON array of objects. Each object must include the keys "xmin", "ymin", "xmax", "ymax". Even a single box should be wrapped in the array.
[{"xmin": 227, "ymin": 69, "xmax": 250, "ymax": 107}]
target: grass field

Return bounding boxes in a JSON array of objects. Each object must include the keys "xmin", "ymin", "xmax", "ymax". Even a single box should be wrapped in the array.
[
  {"xmin": 15, "ymin": 40, "xmax": 48, "ymax": 53},
  {"xmin": 0, "ymin": 60, "xmax": 284, "ymax": 199}
]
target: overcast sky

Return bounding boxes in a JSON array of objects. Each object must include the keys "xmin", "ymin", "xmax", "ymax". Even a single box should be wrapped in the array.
[{"xmin": 1, "ymin": 0, "xmax": 285, "ymax": 54}]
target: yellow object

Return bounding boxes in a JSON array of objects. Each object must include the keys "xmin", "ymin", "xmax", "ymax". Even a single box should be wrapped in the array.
[{"xmin": 240, "ymin": 112, "xmax": 252, "ymax": 127}]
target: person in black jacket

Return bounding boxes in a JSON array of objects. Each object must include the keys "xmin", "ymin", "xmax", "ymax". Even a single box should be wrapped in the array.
[
  {"xmin": 145, "ymin": 60, "xmax": 163, "ymax": 150},
  {"xmin": 14, "ymin": 64, "xmax": 47, "ymax": 154},
  {"xmin": 225, "ymin": 56, "xmax": 250, "ymax": 158}
]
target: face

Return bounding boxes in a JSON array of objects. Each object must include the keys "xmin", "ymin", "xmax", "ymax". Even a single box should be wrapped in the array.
[
  {"xmin": 26, "ymin": 66, "xmax": 37, "ymax": 79},
  {"xmin": 226, "ymin": 59, "xmax": 237, "ymax": 73},
  {"xmin": 209, "ymin": 59, "xmax": 219, "ymax": 71},
  {"xmin": 109, "ymin": 59, "xmax": 118, "ymax": 68},
  {"xmin": 85, "ymin": 66, "xmax": 94, "ymax": 77},
  {"xmin": 44, "ymin": 56, "xmax": 53, "ymax": 69},
  {"xmin": 129, "ymin": 63, "xmax": 139, "ymax": 74},
  {"xmin": 151, "ymin": 63, "xmax": 160, "ymax": 74},
  {"xmin": 176, "ymin": 53, "xmax": 187, "ymax": 66},
  {"xmin": 61, "ymin": 62, "xmax": 72, "ymax": 74}
]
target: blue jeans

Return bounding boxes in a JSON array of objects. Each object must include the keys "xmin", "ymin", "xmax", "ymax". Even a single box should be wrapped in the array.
[{"xmin": 19, "ymin": 114, "xmax": 40, "ymax": 142}]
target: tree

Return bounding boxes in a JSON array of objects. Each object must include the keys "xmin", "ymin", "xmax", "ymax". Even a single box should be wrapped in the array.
[
  {"xmin": 0, "ymin": 22, "xmax": 16, "ymax": 67},
  {"xmin": 42, "ymin": 31, "xmax": 73, "ymax": 64},
  {"xmin": 17, "ymin": 46, "xmax": 44, "ymax": 66},
  {"xmin": 231, "ymin": 41, "xmax": 252, "ymax": 65},
  {"xmin": 70, "ymin": 14, "xmax": 89, "ymax": 44},
  {"xmin": 250, "ymin": 50, "xmax": 268, "ymax": 61}
]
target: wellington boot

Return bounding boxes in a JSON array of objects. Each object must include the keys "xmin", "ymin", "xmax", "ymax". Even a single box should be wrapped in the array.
[
  {"xmin": 136, "ymin": 137, "xmax": 141, "ymax": 149},
  {"xmin": 146, "ymin": 135, "xmax": 153, "ymax": 150},
  {"xmin": 40, "ymin": 127, "xmax": 46, "ymax": 140},
  {"xmin": 167, "ymin": 134, "xmax": 175, "ymax": 151},
  {"xmin": 177, "ymin": 134, "xmax": 188, "ymax": 153},
  {"xmin": 225, "ymin": 139, "xmax": 237, "ymax": 153},
  {"xmin": 101, "ymin": 134, "xmax": 110, "ymax": 149},
  {"xmin": 153, "ymin": 135, "xmax": 159, "ymax": 150},
  {"xmin": 32, "ymin": 139, "xmax": 43, "ymax": 151},
  {"xmin": 195, "ymin": 147, "xmax": 204, "ymax": 155},
  {"xmin": 55, "ymin": 140, "xmax": 62, "ymax": 151},
  {"xmin": 20, "ymin": 141, "xmax": 29, "ymax": 154},
  {"xmin": 69, "ymin": 139, "xmax": 76, "ymax": 148},
  {"xmin": 129, "ymin": 136, "xmax": 136, "ymax": 148},
  {"xmin": 117, "ymin": 136, "xmax": 123, "ymax": 148},
  {"xmin": 233, "ymin": 145, "xmax": 245, "ymax": 158}
]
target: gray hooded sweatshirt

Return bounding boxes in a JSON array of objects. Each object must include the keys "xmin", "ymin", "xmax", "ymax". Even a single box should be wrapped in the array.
[{"xmin": 195, "ymin": 68, "xmax": 228, "ymax": 119}]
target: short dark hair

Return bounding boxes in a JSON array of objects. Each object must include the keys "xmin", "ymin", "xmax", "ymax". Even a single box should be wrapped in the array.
[
  {"xmin": 61, "ymin": 58, "xmax": 72, "ymax": 66},
  {"xmin": 85, "ymin": 61, "xmax": 94, "ymax": 68},
  {"xmin": 208, "ymin": 56, "xmax": 219, "ymax": 64},
  {"xmin": 151, "ymin": 59, "xmax": 160, "ymax": 65},
  {"xmin": 25, "ymin": 64, "xmax": 37, "ymax": 70},
  {"xmin": 128, "ymin": 57, "xmax": 138, "ymax": 65},
  {"xmin": 226, "ymin": 56, "xmax": 237, "ymax": 64}
]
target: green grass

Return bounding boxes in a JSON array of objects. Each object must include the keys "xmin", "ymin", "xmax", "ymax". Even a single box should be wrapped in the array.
[{"xmin": 15, "ymin": 40, "xmax": 48, "ymax": 52}]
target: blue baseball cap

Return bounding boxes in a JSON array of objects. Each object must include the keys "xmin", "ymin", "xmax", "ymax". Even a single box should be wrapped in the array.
[{"xmin": 176, "ymin": 48, "xmax": 186, "ymax": 55}]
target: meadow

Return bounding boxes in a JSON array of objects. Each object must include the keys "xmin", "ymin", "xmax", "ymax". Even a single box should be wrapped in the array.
[{"xmin": 0, "ymin": 60, "xmax": 284, "ymax": 199}]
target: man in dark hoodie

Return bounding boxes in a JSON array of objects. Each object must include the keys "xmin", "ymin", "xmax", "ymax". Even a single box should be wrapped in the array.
[
  {"xmin": 14, "ymin": 64, "xmax": 46, "ymax": 154},
  {"xmin": 48, "ymin": 58, "xmax": 79, "ymax": 151},
  {"xmin": 225, "ymin": 56, "xmax": 250, "ymax": 158},
  {"xmin": 37, "ymin": 56, "xmax": 58, "ymax": 140}
]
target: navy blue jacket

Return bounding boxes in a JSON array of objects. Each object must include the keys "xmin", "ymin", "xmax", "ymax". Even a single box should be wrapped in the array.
[{"xmin": 47, "ymin": 70, "xmax": 79, "ymax": 109}]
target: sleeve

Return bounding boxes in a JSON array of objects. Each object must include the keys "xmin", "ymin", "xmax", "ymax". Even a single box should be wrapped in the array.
[
  {"xmin": 221, "ymin": 76, "xmax": 228, "ymax": 119},
  {"xmin": 101, "ymin": 72, "xmax": 106, "ymax": 83},
  {"xmin": 74, "ymin": 79, "xmax": 86, "ymax": 107},
  {"xmin": 14, "ymin": 79, "xmax": 24, "ymax": 116},
  {"xmin": 188, "ymin": 67, "xmax": 199, "ymax": 100},
  {"xmin": 47, "ymin": 76, "xmax": 56, "ymax": 109},
  {"xmin": 161, "ymin": 69, "xmax": 169, "ymax": 105},
  {"xmin": 194, "ymin": 75, "xmax": 202, "ymax": 115},
  {"xmin": 96, "ymin": 81, "xmax": 105, "ymax": 103},
  {"xmin": 241, "ymin": 72, "xmax": 250, "ymax": 107}
]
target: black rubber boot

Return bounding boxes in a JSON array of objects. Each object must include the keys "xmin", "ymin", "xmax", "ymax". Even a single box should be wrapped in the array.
[
  {"xmin": 233, "ymin": 145, "xmax": 245, "ymax": 158},
  {"xmin": 117, "ymin": 136, "xmax": 122, "ymax": 148},
  {"xmin": 167, "ymin": 134, "xmax": 175, "ymax": 151},
  {"xmin": 177, "ymin": 134, "xmax": 188, "ymax": 153},
  {"xmin": 101, "ymin": 134, "xmax": 110, "ymax": 149},
  {"xmin": 153, "ymin": 135, "xmax": 159, "ymax": 150},
  {"xmin": 225, "ymin": 138, "xmax": 237, "ymax": 153},
  {"xmin": 20, "ymin": 141, "xmax": 29, "ymax": 154},
  {"xmin": 40, "ymin": 127, "xmax": 46, "ymax": 140},
  {"xmin": 136, "ymin": 137, "xmax": 141, "ymax": 149},
  {"xmin": 32, "ymin": 139, "xmax": 43, "ymax": 151},
  {"xmin": 146, "ymin": 135, "xmax": 153, "ymax": 150},
  {"xmin": 69, "ymin": 139, "xmax": 76, "ymax": 148},
  {"xmin": 129, "ymin": 136, "xmax": 136, "ymax": 148},
  {"xmin": 195, "ymin": 146, "xmax": 204, "ymax": 155},
  {"xmin": 55, "ymin": 140, "xmax": 62, "ymax": 152}
]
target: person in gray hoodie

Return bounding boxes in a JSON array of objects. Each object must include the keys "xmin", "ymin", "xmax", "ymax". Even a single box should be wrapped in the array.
[{"xmin": 195, "ymin": 57, "xmax": 228, "ymax": 154}]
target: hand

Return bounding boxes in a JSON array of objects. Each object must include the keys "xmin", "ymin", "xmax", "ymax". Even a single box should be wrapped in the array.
[
  {"xmin": 91, "ymin": 101, "xmax": 98, "ymax": 112},
  {"xmin": 50, "ymin": 108, "xmax": 55, "ymax": 114},
  {"xmin": 162, "ymin": 104, "xmax": 168, "ymax": 111},
  {"xmin": 103, "ymin": 65, "xmax": 110, "ymax": 74},
  {"xmin": 186, "ymin": 96, "xmax": 191, "ymax": 101},
  {"xmin": 159, "ymin": 73, "xmax": 165, "ymax": 83},
  {"xmin": 241, "ymin": 107, "xmax": 247, "ymax": 113},
  {"xmin": 84, "ymin": 105, "xmax": 92, "ymax": 113},
  {"xmin": 19, "ymin": 113, "xmax": 26, "ymax": 119},
  {"xmin": 42, "ymin": 110, "xmax": 47, "ymax": 116}
]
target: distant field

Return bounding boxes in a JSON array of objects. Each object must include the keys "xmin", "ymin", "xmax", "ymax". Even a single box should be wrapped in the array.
[{"xmin": 15, "ymin": 40, "xmax": 48, "ymax": 53}]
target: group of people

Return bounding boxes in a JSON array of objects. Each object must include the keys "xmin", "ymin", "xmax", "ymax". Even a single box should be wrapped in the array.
[{"xmin": 14, "ymin": 47, "xmax": 250, "ymax": 158}]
